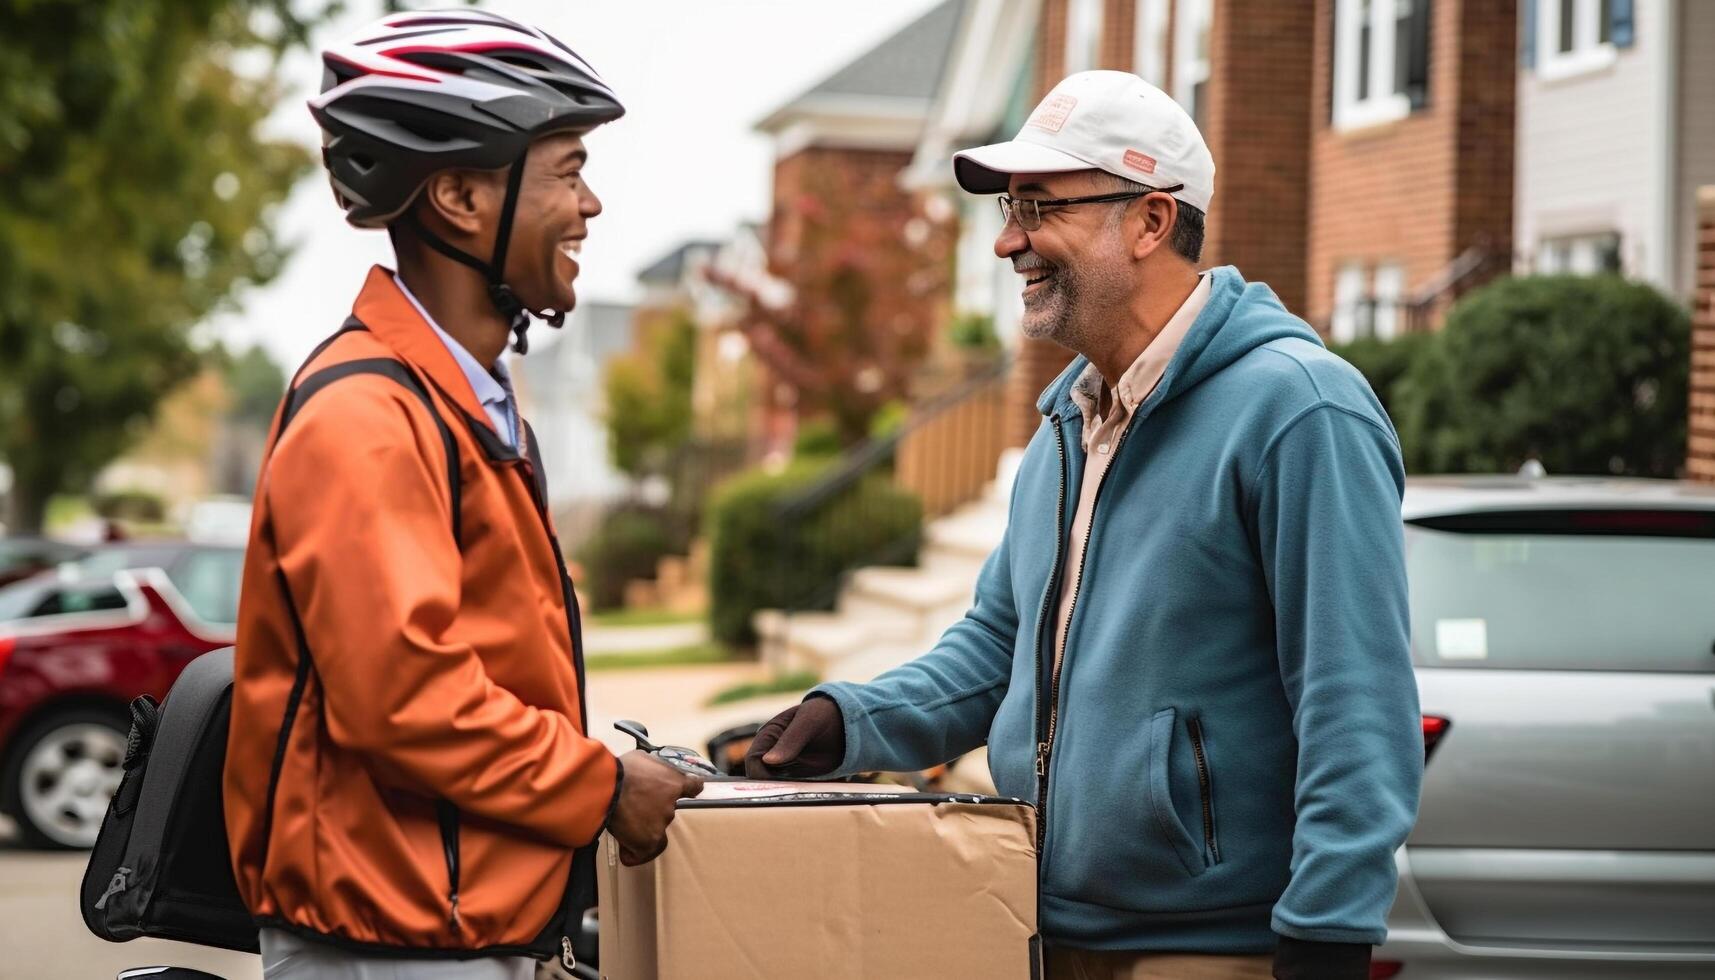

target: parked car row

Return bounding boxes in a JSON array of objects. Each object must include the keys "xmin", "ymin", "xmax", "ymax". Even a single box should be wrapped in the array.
[{"xmin": 0, "ymin": 541, "xmax": 241, "ymax": 847}]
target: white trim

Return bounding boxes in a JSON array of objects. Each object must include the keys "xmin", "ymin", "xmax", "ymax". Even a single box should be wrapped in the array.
[
  {"xmin": 1172, "ymin": 0, "xmax": 1212, "ymax": 119},
  {"xmin": 1652, "ymin": 0, "xmax": 1678, "ymax": 293},
  {"xmin": 1065, "ymin": 0, "xmax": 1105, "ymax": 75},
  {"xmin": 1134, "ymin": 0, "xmax": 1170, "ymax": 88},
  {"xmin": 1535, "ymin": 0, "xmax": 1618, "ymax": 82},
  {"xmin": 1333, "ymin": 0, "xmax": 1413, "ymax": 131}
]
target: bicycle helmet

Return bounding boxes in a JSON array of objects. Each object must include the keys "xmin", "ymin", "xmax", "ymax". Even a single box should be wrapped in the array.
[{"xmin": 310, "ymin": 9, "xmax": 624, "ymax": 351}]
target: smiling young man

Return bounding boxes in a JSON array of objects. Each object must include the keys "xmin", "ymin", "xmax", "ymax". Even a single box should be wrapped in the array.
[
  {"xmin": 748, "ymin": 71, "xmax": 1423, "ymax": 980},
  {"xmin": 224, "ymin": 12, "xmax": 700, "ymax": 979}
]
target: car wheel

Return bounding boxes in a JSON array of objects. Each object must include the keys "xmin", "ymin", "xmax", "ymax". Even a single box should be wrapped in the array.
[{"xmin": 1, "ymin": 707, "xmax": 128, "ymax": 849}]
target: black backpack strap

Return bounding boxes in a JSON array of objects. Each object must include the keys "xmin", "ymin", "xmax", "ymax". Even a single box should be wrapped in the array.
[
  {"xmin": 257, "ymin": 319, "xmax": 464, "ymax": 865},
  {"xmin": 277, "ymin": 357, "xmax": 462, "ymax": 544}
]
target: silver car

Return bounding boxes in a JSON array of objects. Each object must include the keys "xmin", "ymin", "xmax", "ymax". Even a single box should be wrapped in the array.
[{"xmin": 1379, "ymin": 477, "xmax": 1715, "ymax": 978}]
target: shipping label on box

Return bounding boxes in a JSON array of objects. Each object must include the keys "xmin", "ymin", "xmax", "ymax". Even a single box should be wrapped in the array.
[{"xmin": 598, "ymin": 781, "xmax": 1039, "ymax": 980}]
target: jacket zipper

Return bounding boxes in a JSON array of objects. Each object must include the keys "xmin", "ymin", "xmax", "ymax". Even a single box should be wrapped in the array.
[
  {"xmin": 513, "ymin": 449, "xmax": 594, "ymax": 958},
  {"xmin": 1036, "ymin": 418, "xmax": 1136, "ymax": 855},
  {"xmin": 1032, "ymin": 421, "xmax": 1071, "ymax": 854},
  {"xmin": 1187, "ymin": 717, "xmax": 1220, "ymax": 864},
  {"xmin": 436, "ymin": 800, "xmax": 461, "ymax": 930}
]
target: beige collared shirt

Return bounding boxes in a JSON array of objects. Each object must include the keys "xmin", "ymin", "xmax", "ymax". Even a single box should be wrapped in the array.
[{"xmin": 1050, "ymin": 273, "xmax": 1211, "ymax": 673}]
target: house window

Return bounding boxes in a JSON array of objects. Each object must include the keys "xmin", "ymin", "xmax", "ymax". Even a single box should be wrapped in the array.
[
  {"xmin": 1331, "ymin": 261, "xmax": 1409, "ymax": 342},
  {"xmin": 1333, "ymin": 0, "xmax": 1430, "ymax": 130},
  {"xmin": 1066, "ymin": 0, "xmax": 1105, "ymax": 74},
  {"xmin": 1331, "ymin": 263, "xmax": 1370, "ymax": 343},
  {"xmin": 1134, "ymin": 0, "xmax": 1170, "ymax": 88},
  {"xmin": 1173, "ymin": 0, "xmax": 1212, "ymax": 125},
  {"xmin": 1535, "ymin": 0, "xmax": 1619, "ymax": 79},
  {"xmin": 1537, "ymin": 232, "xmax": 1622, "ymax": 275}
]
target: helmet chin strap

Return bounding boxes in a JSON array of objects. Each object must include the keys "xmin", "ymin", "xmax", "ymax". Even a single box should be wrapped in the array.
[{"xmin": 400, "ymin": 147, "xmax": 564, "ymax": 355}]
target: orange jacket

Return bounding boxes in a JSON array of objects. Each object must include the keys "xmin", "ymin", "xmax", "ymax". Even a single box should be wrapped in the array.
[{"xmin": 224, "ymin": 268, "xmax": 618, "ymax": 957}]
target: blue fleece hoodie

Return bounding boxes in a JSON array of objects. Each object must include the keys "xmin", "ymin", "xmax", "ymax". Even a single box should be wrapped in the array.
[{"xmin": 812, "ymin": 266, "xmax": 1421, "ymax": 953}]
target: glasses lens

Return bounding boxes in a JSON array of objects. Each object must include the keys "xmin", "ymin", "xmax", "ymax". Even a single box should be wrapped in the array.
[{"xmin": 1000, "ymin": 197, "xmax": 1039, "ymax": 231}]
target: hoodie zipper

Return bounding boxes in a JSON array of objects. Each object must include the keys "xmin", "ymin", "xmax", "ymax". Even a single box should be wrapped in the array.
[
  {"xmin": 436, "ymin": 800, "xmax": 461, "ymax": 930},
  {"xmin": 1186, "ymin": 717, "xmax": 1220, "ymax": 864},
  {"xmin": 1034, "ymin": 416, "xmax": 1135, "ymax": 853},
  {"xmin": 1032, "ymin": 421, "xmax": 1071, "ymax": 853}
]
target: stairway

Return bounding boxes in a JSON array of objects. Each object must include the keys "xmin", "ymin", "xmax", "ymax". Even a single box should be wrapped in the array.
[{"xmin": 754, "ymin": 449, "xmax": 1021, "ymax": 686}]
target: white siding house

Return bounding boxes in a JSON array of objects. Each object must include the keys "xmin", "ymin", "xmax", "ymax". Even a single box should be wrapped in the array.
[{"xmin": 1516, "ymin": 0, "xmax": 1714, "ymax": 299}]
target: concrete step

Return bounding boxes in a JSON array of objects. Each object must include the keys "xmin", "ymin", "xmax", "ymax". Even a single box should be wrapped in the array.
[
  {"xmin": 754, "ymin": 609, "xmax": 877, "ymax": 675},
  {"xmin": 839, "ymin": 565, "xmax": 973, "ymax": 644}
]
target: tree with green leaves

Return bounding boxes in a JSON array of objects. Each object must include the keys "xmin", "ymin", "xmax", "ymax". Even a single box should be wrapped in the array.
[
  {"xmin": 603, "ymin": 310, "xmax": 698, "ymax": 478},
  {"xmin": 0, "ymin": 0, "xmax": 329, "ymax": 531},
  {"xmin": 1394, "ymin": 274, "xmax": 1690, "ymax": 477}
]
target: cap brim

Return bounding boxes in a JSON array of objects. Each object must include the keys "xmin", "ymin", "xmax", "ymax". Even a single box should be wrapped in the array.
[{"xmin": 953, "ymin": 139, "xmax": 1096, "ymax": 194}]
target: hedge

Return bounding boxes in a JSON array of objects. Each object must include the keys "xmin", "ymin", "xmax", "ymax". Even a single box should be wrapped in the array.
[{"xmin": 707, "ymin": 463, "xmax": 922, "ymax": 646}]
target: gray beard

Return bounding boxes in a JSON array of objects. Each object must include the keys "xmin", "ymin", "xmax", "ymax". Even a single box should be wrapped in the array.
[{"xmin": 1019, "ymin": 253, "xmax": 1127, "ymax": 352}]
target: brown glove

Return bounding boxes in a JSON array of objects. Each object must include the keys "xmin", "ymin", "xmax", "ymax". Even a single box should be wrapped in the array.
[{"xmin": 744, "ymin": 695, "xmax": 845, "ymax": 779}]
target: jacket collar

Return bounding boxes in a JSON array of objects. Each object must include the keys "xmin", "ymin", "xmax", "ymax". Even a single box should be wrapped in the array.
[{"xmin": 351, "ymin": 265, "xmax": 496, "ymax": 435}]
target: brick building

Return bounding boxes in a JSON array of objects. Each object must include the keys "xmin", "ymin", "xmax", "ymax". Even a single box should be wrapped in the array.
[
  {"xmin": 905, "ymin": 0, "xmax": 1521, "ymax": 447},
  {"xmin": 1691, "ymin": 187, "xmax": 1715, "ymax": 483},
  {"xmin": 746, "ymin": 0, "xmax": 965, "ymax": 457}
]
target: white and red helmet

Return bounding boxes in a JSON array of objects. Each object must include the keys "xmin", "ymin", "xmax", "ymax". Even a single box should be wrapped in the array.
[{"xmin": 310, "ymin": 9, "xmax": 624, "ymax": 228}]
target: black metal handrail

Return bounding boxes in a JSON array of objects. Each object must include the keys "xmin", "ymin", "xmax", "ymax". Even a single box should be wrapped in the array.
[{"xmin": 768, "ymin": 358, "xmax": 1010, "ymax": 617}]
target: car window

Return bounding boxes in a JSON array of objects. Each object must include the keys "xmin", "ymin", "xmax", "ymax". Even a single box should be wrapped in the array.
[
  {"xmin": 1407, "ymin": 511, "xmax": 1715, "ymax": 672},
  {"xmin": 0, "ymin": 578, "xmax": 55, "ymax": 621},
  {"xmin": 167, "ymin": 548, "xmax": 244, "ymax": 625},
  {"xmin": 31, "ymin": 584, "xmax": 130, "ymax": 617}
]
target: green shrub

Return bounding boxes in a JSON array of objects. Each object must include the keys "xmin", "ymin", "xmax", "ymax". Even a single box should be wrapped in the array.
[
  {"xmin": 1394, "ymin": 274, "xmax": 1689, "ymax": 477},
  {"xmin": 92, "ymin": 489, "xmax": 165, "ymax": 523},
  {"xmin": 868, "ymin": 400, "xmax": 909, "ymax": 441},
  {"xmin": 792, "ymin": 418, "xmax": 842, "ymax": 460},
  {"xmin": 1327, "ymin": 333, "xmax": 1433, "ymax": 424},
  {"xmin": 575, "ymin": 507, "xmax": 674, "ymax": 611},
  {"xmin": 707, "ymin": 464, "xmax": 922, "ymax": 646},
  {"xmin": 947, "ymin": 312, "xmax": 1000, "ymax": 352}
]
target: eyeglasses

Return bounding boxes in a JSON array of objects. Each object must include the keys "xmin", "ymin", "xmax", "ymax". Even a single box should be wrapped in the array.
[{"xmin": 997, "ymin": 184, "xmax": 1185, "ymax": 232}]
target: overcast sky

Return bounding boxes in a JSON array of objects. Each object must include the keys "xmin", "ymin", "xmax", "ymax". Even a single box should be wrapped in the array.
[{"xmin": 211, "ymin": 0, "xmax": 943, "ymax": 370}]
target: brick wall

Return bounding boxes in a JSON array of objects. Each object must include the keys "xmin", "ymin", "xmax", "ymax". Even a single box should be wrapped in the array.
[
  {"xmin": 1101, "ymin": 0, "xmax": 1137, "ymax": 70},
  {"xmin": 1305, "ymin": 0, "xmax": 1515, "ymax": 332},
  {"xmin": 1203, "ymin": 0, "xmax": 1313, "ymax": 312},
  {"xmin": 1690, "ymin": 187, "xmax": 1715, "ymax": 482},
  {"xmin": 1008, "ymin": 0, "xmax": 1080, "ymax": 448}
]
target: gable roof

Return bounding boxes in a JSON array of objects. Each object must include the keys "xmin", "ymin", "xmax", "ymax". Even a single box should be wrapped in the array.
[{"xmin": 756, "ymin": 0, "xmax": 965, "ymax": 134}]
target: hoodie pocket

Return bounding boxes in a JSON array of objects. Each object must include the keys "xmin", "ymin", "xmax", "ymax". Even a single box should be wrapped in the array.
[{"xmin": 1147, "ymin": 707, "xmax": 1210, "ymax": 877}]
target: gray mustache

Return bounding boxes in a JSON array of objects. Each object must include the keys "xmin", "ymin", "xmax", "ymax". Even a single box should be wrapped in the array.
[{"xmin": 1013, "ymin": 253, "xmax": 1053, "ymax": 273}]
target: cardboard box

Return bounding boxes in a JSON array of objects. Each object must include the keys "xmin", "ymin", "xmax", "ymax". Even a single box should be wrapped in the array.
[{"xmin": 597, "ymin": 780, "xmax": 1039, "ymax": 980}]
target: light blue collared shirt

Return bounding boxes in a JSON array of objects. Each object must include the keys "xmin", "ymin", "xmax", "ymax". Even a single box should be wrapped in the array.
[{"xmin": 394, "ymin": 274, "xmax": 520, "ymax": 450}]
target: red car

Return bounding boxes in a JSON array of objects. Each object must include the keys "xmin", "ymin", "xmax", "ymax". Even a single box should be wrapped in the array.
[{"xmin": 0, "ymin": 542, "xmax": 241, "ymax": 848}]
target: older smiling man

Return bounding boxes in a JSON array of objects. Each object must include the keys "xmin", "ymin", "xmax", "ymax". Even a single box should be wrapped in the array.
[{"xmin": 749, "ymin": 71, "xmax": 1422, "ymax": 980}]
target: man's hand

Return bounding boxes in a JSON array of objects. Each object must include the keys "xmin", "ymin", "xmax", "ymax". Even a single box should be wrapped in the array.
[
  {"xmin": 608, "ymin": 751, "xmax": 703, "ymax": 866},
  {"xmin": 745, "ymin": 695, "xmax": 845, "ymax": 778}
]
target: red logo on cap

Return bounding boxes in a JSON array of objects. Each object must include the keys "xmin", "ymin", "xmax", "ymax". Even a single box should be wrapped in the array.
[
  {"xmin": 1027, "ymin": 95, "xmax": 1077, "ymax": 133},
  {"xmin": 1123, "ymin": 149, "xmax": 1158, "ymax": 175}
]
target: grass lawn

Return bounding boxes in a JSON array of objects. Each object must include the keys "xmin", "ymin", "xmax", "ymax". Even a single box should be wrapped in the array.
[
  {"xmin": 705, "ymin": 670, "xmax": 821, "ymax": 707},
  {"xmin": 585, "ymin": 642, "xmax": 733, "ymax": 672},
  {"xmin": 586, "ymin": 607, "xmax": 705, "ymax": 629}
]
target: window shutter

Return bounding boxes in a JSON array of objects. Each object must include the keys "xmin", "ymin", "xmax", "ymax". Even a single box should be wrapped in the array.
[
  {"xmin": 1407, "ymin": 0, "xmax": 1432, "ymax": 109},
  {"xmin": 1610, "ymin": 0, "xmax": 1635, "ymax": 49},
  {"xmin": 1521, "ymin": 0, "xmax": 1537, "ymax": 68}
]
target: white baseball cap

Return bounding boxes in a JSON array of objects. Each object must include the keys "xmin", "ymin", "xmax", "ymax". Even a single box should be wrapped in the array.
[{"xmin": 953, "ymin": 70, "xmax": 1215, "ymax": 213}]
